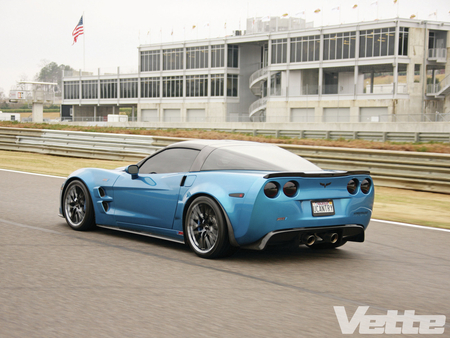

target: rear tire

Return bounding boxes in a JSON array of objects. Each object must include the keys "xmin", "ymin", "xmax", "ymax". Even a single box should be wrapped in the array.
[
  {"xmin": 185, "ymin": 196, "xmax": 234, "ymax": 259},
  {"xmin": 63, "ymin": 180, "xmax": 95, "ymax": 231}
]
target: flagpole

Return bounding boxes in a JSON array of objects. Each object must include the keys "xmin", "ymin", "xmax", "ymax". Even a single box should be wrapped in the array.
[{"xmin": 83, "ymin": 11, "xmax": 85, "ymax": 71}]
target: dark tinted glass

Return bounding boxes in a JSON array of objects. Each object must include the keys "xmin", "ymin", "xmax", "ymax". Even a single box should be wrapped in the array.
[
  {"xmin": 201, "ymin": 145, "xmax": 319, "ymax": 172},
  {"xmin": 139, "ymin": 148, "xmax": 200, "ymax": 174}
]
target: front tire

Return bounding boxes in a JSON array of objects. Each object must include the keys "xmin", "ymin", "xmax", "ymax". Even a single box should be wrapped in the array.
[
  {"xmin": 185, "ymin": 196, "xmax": 233, "ymax": 259},
  {"xmin": 63, "ymin": 180, "xmax": 95, "ymax": 231}
]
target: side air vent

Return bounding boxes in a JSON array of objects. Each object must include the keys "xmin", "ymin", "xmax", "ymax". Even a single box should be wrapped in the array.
[{"xmin": 98, "ymin": 187, "xmax": 106, "ymax": 197}]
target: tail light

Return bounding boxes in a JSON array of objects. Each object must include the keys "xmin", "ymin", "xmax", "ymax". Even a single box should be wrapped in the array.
[
  {"xmin": 264, "ymin": 182, "xmax": 279, "ymax": 198},
  {"xmin": 347, "ymin": 179, "xmax": 358, "ymax": 194},
  {"xmin": 361, "ymin": 179, "xmax": 371, "ymax": 194},
  {"xmin": 283, "ymin": 181, "xmax": 298, "ymax": 197}
]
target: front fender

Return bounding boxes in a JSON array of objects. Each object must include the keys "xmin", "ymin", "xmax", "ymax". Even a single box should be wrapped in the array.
[{"xmin": 61, "ymin": 168, "xmax": 122, "ymax": 226}]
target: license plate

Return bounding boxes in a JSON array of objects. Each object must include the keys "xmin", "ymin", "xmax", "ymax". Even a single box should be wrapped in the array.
[{"xmin": 311, "ymin": 200, "xmax": 335, "ymax": 217}]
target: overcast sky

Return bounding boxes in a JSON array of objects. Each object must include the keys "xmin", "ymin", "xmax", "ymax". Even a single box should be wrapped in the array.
[{"xmin": 1, "ymin": 0, "xmax": 449, "ymax": 95}]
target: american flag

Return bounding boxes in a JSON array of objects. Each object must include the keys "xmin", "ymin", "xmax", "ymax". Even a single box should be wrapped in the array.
[{"xmin": 72, "ymin": 16, "xmax": 84, "ymax": 45}]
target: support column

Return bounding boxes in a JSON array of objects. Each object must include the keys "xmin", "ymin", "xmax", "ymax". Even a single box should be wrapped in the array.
[
  {"xmin": 267, "ymin": 38, "xmax": 272, "ymax": 96},
  {"xmin": 370, "ymin": 71, "xmax": 375, "ymax": 93},
  {"xmin": 318, "ymin": 68, "xmax": 323, "ymax": 96},
  {"xmin": 31, "ymin": 103, "xmax": 43, "ymax": 123}
]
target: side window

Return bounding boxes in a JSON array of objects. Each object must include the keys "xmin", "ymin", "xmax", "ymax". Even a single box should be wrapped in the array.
[{"xmin": 139, "ymin": 148, "xmax": 200, "ymax": 174}]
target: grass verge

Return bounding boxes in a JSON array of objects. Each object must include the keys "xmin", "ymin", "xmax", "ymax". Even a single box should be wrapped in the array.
[{"xmin": 0, "ymin": 150, "xmax": 448, "ymax": 229}]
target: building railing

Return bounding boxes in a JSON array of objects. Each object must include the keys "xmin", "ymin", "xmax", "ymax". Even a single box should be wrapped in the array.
[
  {"xmin": 427, "ymin": 74, "xmax": 450, "ymax": 96},
  {"xmin": 428, "ymin": 48, "xmax": 447, "ymax": 61},
  {"xmin": 248, "ymin": 98, "xmax": 267, "ymax": 117},
  {"xmin": 427, "ymin": 84, "xmax": 439, "ymax": 94},
  {"xmin": 63, "ymin": 66, "xmax": 139, "ymax": 79},
  {"xmin": 249, "ymin": 67, "xmax": 269, "ymax": 87}
]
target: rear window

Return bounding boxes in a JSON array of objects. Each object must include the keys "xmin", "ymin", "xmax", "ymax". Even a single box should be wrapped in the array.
[{"xmin": 201, "ymin": 145, "xmax": 320, "ymax": 172}]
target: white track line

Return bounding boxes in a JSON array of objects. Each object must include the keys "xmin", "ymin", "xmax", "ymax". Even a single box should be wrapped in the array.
[
  {"xmin": 371, "ymin": 218, "xmax": 450, "ymax": 233},
  {"xmin": 1, "ymin": 168, "xmax": 449, "ymax": 233},
  {"xmin": 0, "ymin": 168, "xmax": 66, "ymax": 179}
]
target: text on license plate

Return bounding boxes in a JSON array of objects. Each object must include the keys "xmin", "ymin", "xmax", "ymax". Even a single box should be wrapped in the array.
[{"xmin": 311, "ymin": 200, "xmax": 335, "ymax": 216}]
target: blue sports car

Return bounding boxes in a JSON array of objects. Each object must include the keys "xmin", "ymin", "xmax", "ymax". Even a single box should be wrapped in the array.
[{"xmin": 60, "ymin": 140, "xmax": 374, "ymax": 258}]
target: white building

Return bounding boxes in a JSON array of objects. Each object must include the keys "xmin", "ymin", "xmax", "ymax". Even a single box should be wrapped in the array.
[{"xmin": 61, "ymin": 17, "xmax": 450, "ymax": 127}]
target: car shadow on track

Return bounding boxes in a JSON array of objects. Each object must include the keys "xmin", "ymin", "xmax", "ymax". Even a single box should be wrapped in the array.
[
  {"xmin": 58, "ymin": 222, "xmax": 360, "ymax": 263},
  {"xmin": 231, "ymin": 244, "xmax": 358, "ymax": 264}
]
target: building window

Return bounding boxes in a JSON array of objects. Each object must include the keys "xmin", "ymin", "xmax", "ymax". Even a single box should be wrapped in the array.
[
  {"xmin": 100, "ymin": 79, "xmax": 117, "ymax": 99},
  {"xmin": 186, "ymin": 75, "xmax": 208, "ymax": 97},
  {"xmin": 270, "ymin": 72, "xmax": 281, "ymax": 95},
  {"xmin": 211, "ymin": 74, "xmax": 224, "ymax": 96},
  {"xmin": 290, "ymin": 35, "xmax": 320, "ymax": 62},
  {"xmin": 81, "ymin": 80, "xmax": 97, "ymax": 99},
  {"xmin": 163, "ymin": 48, "xmax": 183, "ymax": 70},
  {"xmin": 414, "ymin": 64, "xmax": 421, "ymax": 83},
  {"xmin": 120, "ymin": 78, "xmax": 138, "ymax": 98},
  {"xmin": 323, "ymin": 32, "xmax": 356, "ymax": 60},
  {"xmin": 141, "ymin": 50, "xmax": 160, "ymax": 72},
  {"xmin": 64, "ymin": 81, "xmax": 79, "ymax": 100},
  {"xmin": 261, "ymin": 44, "xmax": 269, "ymax": 67},
  {"xmin": 271, "ymin": 39, "xmax": 287, "ymax": 64},
  {"xmin": 399, "ymin": 27, "xmax": 409, "ymax": 56},
  {"xmin": 141, "ymin": 77, "xmax": 160, "ymax": 98},
  {"xmin": 162, "ymin": 76, "xmax": 183, "ymax": 97},
  {"xmin": 211, "ymin": 45, "xmax": 224, "ymax": 67},
  {"xmin": 429, "ymin": 31, "xmax": 435, "ymax": 49},
  {"xmin": 359, "ymin": 27, "xmax": 396, "ymax": 58},
  {"xmin": 227, "ymin": 74, "xmax": 238, "ymax": 97},
  {"xmin": 358, "ymin": 64, "xmax": 394, "ymax": 94},
  {"xmin": 227, "ymin": 45, "xmax": 239, "ymax": 68},
  {"xmin": 186, "ymin": 46, "xmax": 208, "ymax": 69}
]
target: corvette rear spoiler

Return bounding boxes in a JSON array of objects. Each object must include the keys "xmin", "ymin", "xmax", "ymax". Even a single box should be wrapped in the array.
[{"xmin": 263, "ymin": 170, "xmax": 370, "ymax": 179}]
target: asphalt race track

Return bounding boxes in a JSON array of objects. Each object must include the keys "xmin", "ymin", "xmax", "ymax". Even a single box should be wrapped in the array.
[{"xmin": 1, "ymin": 169, "xmax": 449, "ymax": 337}]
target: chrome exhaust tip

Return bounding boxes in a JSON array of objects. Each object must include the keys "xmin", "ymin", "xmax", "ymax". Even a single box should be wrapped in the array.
[
  {"xmin": 302, "ymin": 234, "xmax": 316, "ymax": 246},
  {"xmin": 324, "ymin": 233, "xmax": 339, "ymax": 244}
]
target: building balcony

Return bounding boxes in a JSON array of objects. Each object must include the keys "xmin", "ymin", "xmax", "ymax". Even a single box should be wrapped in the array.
[
  {"xmin": 426, "ymin": 74, "xmax": 450, "ymax": 98},
  {"xmin": 428, "ymin": 48, "xmax": 447, "ymax": 63}
]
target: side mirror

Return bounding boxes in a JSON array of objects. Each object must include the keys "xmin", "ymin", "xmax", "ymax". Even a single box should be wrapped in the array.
[{"xmin": 126, "ymin": 165, "xmax": 139, "ymax": 179}]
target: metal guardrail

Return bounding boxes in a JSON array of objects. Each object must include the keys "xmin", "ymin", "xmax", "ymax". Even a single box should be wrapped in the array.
[
  {"xmin": 0, "ymin": 127, "xmax": 179, "ymax": 162},
  {"xmin": 1, "ymin": 127, "xmax": 450, "ymax": 194},
  {"xmin": 200, "ymin": 128, "xmax": 450, "ymax": 143}
]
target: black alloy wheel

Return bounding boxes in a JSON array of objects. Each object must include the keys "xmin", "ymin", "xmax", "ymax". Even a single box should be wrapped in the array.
[
  {"xmin": 185, "ymin": 196, "xmax": 234, "ymax": 259},
  {"xmin": 63, "ymin": 180, "xmax": 95, "ymax": 231}
]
